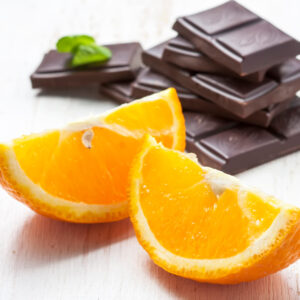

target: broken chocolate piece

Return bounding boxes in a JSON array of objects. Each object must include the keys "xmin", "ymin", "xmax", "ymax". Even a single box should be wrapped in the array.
[{"xmin": 31, "ymin": 43, "xmax": 142, "ymax": 89}]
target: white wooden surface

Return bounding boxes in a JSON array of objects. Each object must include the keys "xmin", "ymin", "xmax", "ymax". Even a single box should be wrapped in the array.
[{"xmin": 1, "ymin": 0, "xmax": 300, "ymax": 299}]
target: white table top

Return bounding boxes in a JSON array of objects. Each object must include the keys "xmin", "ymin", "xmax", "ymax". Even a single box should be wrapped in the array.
[{"xmin": 0, "ymin": 0, "xmax": 299, "ymax": 299}]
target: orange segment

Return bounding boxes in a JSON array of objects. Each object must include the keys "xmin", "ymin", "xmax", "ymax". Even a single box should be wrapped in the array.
[
  {"xmin": 130, "ymin": 135, "xmax": 300, "ymax": 284},
  {"xmin": 15, "ymin": 127, "xmax": 141, "ymax": 205},
  {"xmin": 13, "ymin": 131, "xmax": 60, "ymax": 184},
  {"xmin": 0, "ymin": 88, "xmax": 185, "ymax": 223},
  {"xmin": 103, "ymin": 88, "xmax": 184, "ymax": 149}
]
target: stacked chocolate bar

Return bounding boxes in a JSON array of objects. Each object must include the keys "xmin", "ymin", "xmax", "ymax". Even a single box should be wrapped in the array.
[
  {"xmin": 100, "ymin": 1, "xmax": 300, "ymax": 174},
  {"xmin": 30, "ymin": 1, "xmax": 300, "ymax": 175}
]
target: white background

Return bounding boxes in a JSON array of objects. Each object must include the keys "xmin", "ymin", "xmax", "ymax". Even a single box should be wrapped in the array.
[{"xmin": 0, "ymin": 0, "xmax": 299, "ymax": 299}]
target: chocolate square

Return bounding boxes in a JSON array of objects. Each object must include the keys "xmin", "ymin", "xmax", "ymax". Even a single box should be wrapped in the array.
[{"xmin": 173, "ymin": 1, "xmax": 300, "ymax": 75}]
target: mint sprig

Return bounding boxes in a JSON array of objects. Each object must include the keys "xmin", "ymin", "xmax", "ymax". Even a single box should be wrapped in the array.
[
  {"xmin": 71, "ymin": 44, "xmax": 112, "ymax": 67},
  {"xmin": 56, "ymin": 35, "xmax": 95, "ymax": 53},
  {"xmin": 56, "ymin": 35, "xmax": 112, "ymax": 68}
]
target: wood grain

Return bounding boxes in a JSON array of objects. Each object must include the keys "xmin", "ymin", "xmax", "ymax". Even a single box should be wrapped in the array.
[{"xmin": 0, "ymin": 0, "xmax": 299, "ymax": 299}]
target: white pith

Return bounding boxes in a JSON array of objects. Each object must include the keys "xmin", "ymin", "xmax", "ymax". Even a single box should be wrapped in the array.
[{"xmin": 4, "ymin": 147, "xmax": 128, "ymax": 217}]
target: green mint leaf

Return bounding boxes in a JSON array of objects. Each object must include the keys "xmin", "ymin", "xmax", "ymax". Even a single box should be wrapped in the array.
[
  {"xmin": 71, "ymin": 44, "xmax": 112, "ymax": 67},
  {"xmin": 56, "ymin": 35, "xmax": 95, "ymax": 53}
]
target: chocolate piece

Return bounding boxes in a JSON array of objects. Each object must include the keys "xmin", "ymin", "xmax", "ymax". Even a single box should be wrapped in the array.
[
  {"xmin": 100, "ymin": 80, "xmax": 300, "ymax": 174},
  {"xmin": 31, "ymin": 43, "xmax": 142, "ymax": 88},
  {"xmin": 99, "ymin": 69, "xmax": 292, "ymax": 127},
  {"xmin": 100, "ymin": 81, "xmax": 133, "ymax": 104},
  {"xmin": 185, "ymin": 97, "xmax": 300, "ymax": 174},
  {"xmin": 143, "ymin": 41, "xmax": 300, "ymax": 118},
  {"xmin": 173, "ymin": 1, "xmax": 300, "ymax": 76},
  {"xmin": 163, "ymin": 36, "xmax": 267, "ymax": 82},
  {"xmin": 131, "ymin": 68, "xmax": 292, "ymax": 127}
]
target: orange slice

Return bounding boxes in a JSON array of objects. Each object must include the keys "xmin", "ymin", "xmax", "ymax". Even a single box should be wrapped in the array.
[
  {"xmin": 0, "ymin": 88, "xmax": 185, "ymax": 223},
  {"xmin": 130, "ymin": 135, "xmax": 300, "ymax": 284}
]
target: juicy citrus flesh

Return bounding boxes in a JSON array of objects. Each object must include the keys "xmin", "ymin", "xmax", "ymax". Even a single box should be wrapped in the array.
[
  {"xmin": 0, "ymin": 88, "xmax": 185, "ymax": 223},
  {"xmin": 130, "ymin": 136, "xmax": 300, "ymax": 284},
  {"xmin": 139, "ymin": 148, "xmax": 280, "ymax": 259},
  {"xmin": 13, "ymin": 127, "xmax": 141, "ymax": 205}
]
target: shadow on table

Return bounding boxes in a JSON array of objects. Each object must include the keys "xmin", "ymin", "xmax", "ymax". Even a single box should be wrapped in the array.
[
  {"xmin": 35, "ymin": 87, "xmax": 115, "ymax": 103},
  {"xmin": 12, "ymin": 214, "xmax": 134, "ymax": 268},
  {"xmin": 145, "ymin": 260, "xmax": 297, "ymax": 300}
]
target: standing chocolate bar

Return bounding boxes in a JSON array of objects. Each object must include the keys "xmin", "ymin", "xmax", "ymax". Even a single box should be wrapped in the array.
[{"xmin": 173, "ymin": 1, "xmax": 300, "ymax": 76}]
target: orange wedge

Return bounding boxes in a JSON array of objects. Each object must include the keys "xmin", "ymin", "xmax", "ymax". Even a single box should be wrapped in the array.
[
  {"xmin": 0, "ymin": 88, "xmax": 185, "ymax": 223},
  {"xmin": 130, "ymin": 135, "xmax": 300, "ymax": 284}
]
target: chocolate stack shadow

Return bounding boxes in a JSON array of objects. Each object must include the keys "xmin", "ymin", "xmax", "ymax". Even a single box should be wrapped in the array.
[{"xmin": 99, "ymin": 0, "xmax": 300, "ymax": 175}]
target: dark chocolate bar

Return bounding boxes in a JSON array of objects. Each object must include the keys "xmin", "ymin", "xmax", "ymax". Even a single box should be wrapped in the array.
[
  {"xmin": 143, "ymin": 41, "xmax": 300, "ymax": 118},
  {"xmin": 162, "ymin": 36, "xmax": 266, "ymax": 82},
  {"xmin": 173, "ymin": 1, "xmax": 300, "ymax": 76},
  {"xmin": 31, "ymin": 42, "xmax": 142, "ymax": 89},
  {"xmin": 131, "ymin": 68, "xmax": 292, "ymax": 127},
  {"xmin": 100, "ymin": 80, "xmax": 300, "ymax": 174},
  {"xmin": 185, "ymin": 97, "xmax": 300, "ymax": 174}
]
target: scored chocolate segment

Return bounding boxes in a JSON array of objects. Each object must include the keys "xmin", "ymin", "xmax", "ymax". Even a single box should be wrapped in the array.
[
  {"xmin": 269, "ymin": 101, "xmax": 300, "ymax": 138},
  {"xmin": 132, "ymin": 69, "xmax": 189, "ymax": 95},
  {"xmin": 162, "ymin": 36, "xmax": 267, "ymax": 82},
  {"xmin": 185, "ymin": 97, "xmax": 300, "ymax": 174},
  {"xmin": 184, "ymin": 112, "xmax": 237, "ymax": 139},
  {"xmin": 201, "ymin": 126, "xmax": 277, "ymax": 159},
  {"xmin": 198, "ymin": 126, "xmax": 279, "ymax": 172},
  {"xmin": 99, "ymin": 81, "xmax": 133, "ymax": 104},
  {"xmin": 194, "ymin": 74, "xmax": 276, "ymax": 99},
  {"xmin": 173, "ymin": 1, "xmax": 300, "ymax": 75},
  {"xmin": 267, "ymin": 58, "xmax": 300, "ymax": 83},
  {"xmin": 31, "ymin": 42, "xmax": 143, "ymax": 88},
  {"xmin": 35, "ymin": 51, "xmax": 72, "ymax": 73},
  {"xmin": 187, "ymin": 0, "xmax": 258, "ymax": 35},
  {"xmin": 143, "ymin": 41, "xmax": 300, "ymax": 118}
]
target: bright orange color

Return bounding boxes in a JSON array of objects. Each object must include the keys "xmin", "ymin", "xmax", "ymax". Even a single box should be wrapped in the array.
[
  {"xmin": 0, "ymin": 88, "xmax": 185, "ymax": 223},
  {"xmin": 130, "ymin": 136, "xmax": 300, "ymax": 284}
]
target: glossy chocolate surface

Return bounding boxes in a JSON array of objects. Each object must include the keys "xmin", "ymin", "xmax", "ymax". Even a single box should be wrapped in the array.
[
  {"xmin": 185, "ymin": 97, "xmax": 300, "ymax": 174},
  {"xmin": 163, "ymin": 36, "xmax": 266, "ymax": 82},
  {"xmin": 143, "ymin": 41, "xmax": 300, "ymax": 118},
  {"xmin": 130, "ymin": 68, "xmax": 292, "ymax": 127},
  {"xmin": 173, "ymin": 1, "xmax": 300, "ymax": 75}
]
